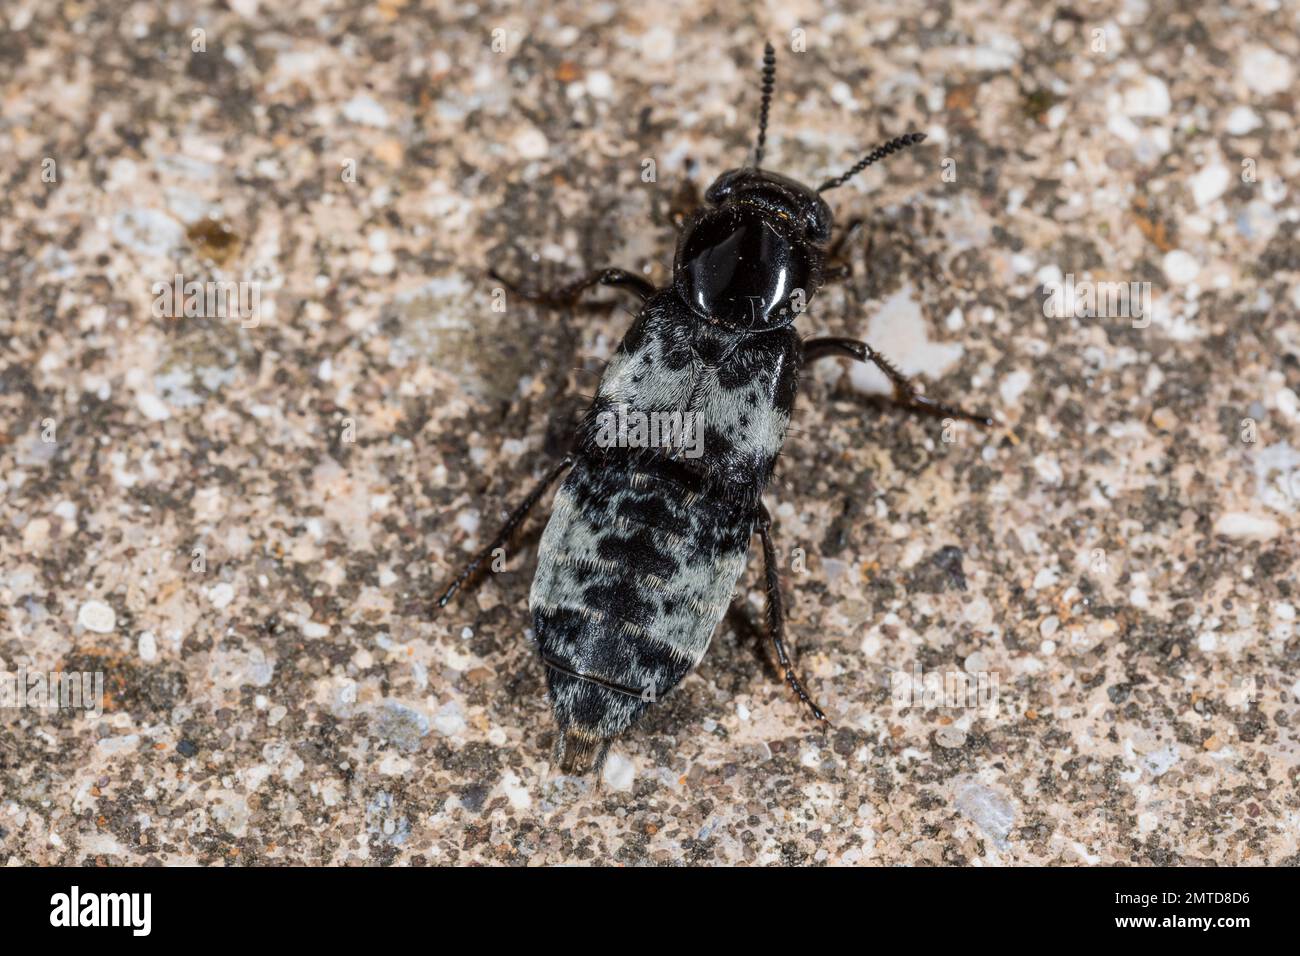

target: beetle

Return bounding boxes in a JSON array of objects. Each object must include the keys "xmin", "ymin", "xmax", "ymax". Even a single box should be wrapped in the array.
[{"xmin": 434, "ymin": 43, "xmax": 992, "ymax": 774}]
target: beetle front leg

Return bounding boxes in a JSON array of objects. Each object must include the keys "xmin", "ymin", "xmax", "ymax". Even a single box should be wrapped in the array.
[
  {"xmin": 756, "ymin": 502, "xmax": 830, "ymax": 726},
  {"xmin": 669, "ymin": 177, "xmax": 701, "ymax": 231},
  {"xmin": 821, "ymin": 216, "xmax": 865, "ymax": 283},
  {"xmin": 434, "ymin": 455, "xmax": 574, "ymax": 615},
  {"xmin": 803, "ymin": 336, "xmax": 994, "ymax": 426},
  {"xmin": 488, "ymin": 266, "xmax": 654, "ymax": 307}
]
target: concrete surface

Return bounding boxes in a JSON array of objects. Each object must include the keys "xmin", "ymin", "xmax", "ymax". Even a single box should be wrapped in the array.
[{"xmin": 1, "ymin": 0, "xmax": 1298, "ymax": 865}]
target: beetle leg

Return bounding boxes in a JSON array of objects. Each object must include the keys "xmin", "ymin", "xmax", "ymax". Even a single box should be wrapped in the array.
[
  {"xmin": 669, "ymin": 177, "xmax": 701, "ymax": 231},
  {"xmin": 756, "ymin": 502, "xmax": 830, "ymax": 726},
  {"xmin": 489, "ymin": 266, "xmax": 654, "ymax": 306},
  {"xmin": 802, "ymin": 336, "xmax": 995, "ymax": 426},
  {"xmin": 821, "ymin": 216, "xmax": 865, "ymax": 283},
  {"xmin": 433, "ymin": 455, "xmax": 574, "ymax": 615},
  {"xmin": 827, "ymin": 216, "xmax": 865, "ymax": 259}
]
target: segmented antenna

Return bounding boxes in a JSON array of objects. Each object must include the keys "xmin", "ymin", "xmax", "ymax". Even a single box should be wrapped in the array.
[
  {"xmin": 754, "ymin": 42, "xmax": 777, "ymax": 167},
  {"xmin": 816, "ymin": 131, "xmax": 927, "ymax": 193}
]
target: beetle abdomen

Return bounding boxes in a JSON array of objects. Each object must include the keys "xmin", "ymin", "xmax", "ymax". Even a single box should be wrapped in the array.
[
  {"xmin": 527, "ymin": 291, "xmax": 799, "ymax": 773},
  {"xmin": 530, "ymin": 459, "xmax": 751, "ymax": 773}
]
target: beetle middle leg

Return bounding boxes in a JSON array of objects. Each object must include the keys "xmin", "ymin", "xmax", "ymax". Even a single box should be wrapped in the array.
[
  {"xmin": 756, "ymin": 502, "xmax": 830, "ymax": 725},
  {"xmin": 803, "ymin": 336, "xmax": 994, "ymax": 426},
  {"xmin": 489, "ymin": 266, "xmax": 654, "ymax": 306},
  {"xmin": 434, "ymin": 455, "xmax": 574, "ymax": 615}
]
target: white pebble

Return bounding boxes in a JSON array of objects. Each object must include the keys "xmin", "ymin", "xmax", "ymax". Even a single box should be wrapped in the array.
[
  {"xmin": 1162, "ymin": 249, "xmax": 1200, "ymax": 284},
  {"xmin": 1123, "ymin": 74, "xmax": 1170, "ymax": 118},
  {"xmin": 1241, "ymin": 45, "xmax": 1294, "ymax": 97},
  {"xmin": 1190, "ymin": 163, "xmax": 1230, "ymax": 207},
  {"xmin": 512, "ymin": 126, "xmax": 549, "ymax": 160},
  {"xmin": 1224, "ymin": 106, "xmax": 1261, "ymax": 135},
  {"xmin": 642, "ymin": 26, "xmax": 675, "ymax": 61},
  {"xmin": 78, "ymin": 600, "xmax": 116, "ymax": 634},
  {"xmin": 500, "ymin": 770, "xmax": 532, "ymax": 809},
  {"xmin": 936, "ymin": 725, "xmax": 967, "ymax": 749},
  {"xmin": 209, "ymin": 582, "xmax": 235, "ymax": 609},
  {"xmin": 136, "ymin": 392, "xmax": 171, "ymax": 421},
  {"xmin": 137, "ymin": 631, "xmax": 157, "ymax": 662},
  {"xmin": 602, "ymin": 752, "xmax": 635, "ymax": 790},
  {"xmin": 342, "ymin": 94, "xmax": 390, "ymax": 128},
  {"xmin": 585, "ymin": 71, "xmax": 612, "ymax": 98},
  {"xmin": 1000, "ymin": 369, "xmax": 1032, "ymax": 406},
  {"xmin": 433, "ymin": 701, "xmax": 466, "ymax": 736},
  {"xmin": 1214, "ymin": 512, "xmax": 1280, "ymax": 540}
]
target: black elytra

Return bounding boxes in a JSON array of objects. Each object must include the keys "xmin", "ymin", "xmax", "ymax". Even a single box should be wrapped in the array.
[{"xmin": 436, "ymin": 42, "xmax": 994, "ymax": 776}]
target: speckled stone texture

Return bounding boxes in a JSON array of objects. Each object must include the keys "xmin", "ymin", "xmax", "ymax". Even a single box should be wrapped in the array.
[{"xmin": 2, "ymin": 0, "xmax": 1298, "ymax": 866}]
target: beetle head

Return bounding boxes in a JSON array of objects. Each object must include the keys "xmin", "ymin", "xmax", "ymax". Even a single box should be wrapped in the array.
[
  {"xmin": 674, "ymin": 172, "xmax": 828, "ymax": 332},
  {"xmin": 672, "ymin": 43, "xmax": 928, "ymax": 333}
]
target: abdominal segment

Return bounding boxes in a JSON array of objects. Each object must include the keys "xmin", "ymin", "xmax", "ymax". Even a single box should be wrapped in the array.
[{"xmin": 529, "ymin": 459, "xmax": 751, "ymax": 763}]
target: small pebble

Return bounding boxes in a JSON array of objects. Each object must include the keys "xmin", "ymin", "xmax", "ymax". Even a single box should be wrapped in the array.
[
  {"xmin": 1162, "ymin": 249, "xmax": 1200, "ymax": 284},
  {"xmin": 1224, "ymin": 105, "xmax": 1261, "ymax": 135},
  {"xmin": 1214, "ymin": 512, "xmax": 1281, "ymax": 540},
  {"xmin": 1122, "ymin": 74, "xmax": 1170, "ymax": 117},
  {"xmin": 1190, "ymin": 163, "xmax": 1230, "ymax": 207},
  {"xmin": 78, "ymin": 600, "xmax": 116, "ymax": 634},
  {"xmin": 1241, "ymin": 45, "xmax": 1293, "ymax": 97},
  {"xmin": 935, "ymin": 725, "xmax": 967, "ymax": 748},
  {"xmin": 209, "ymin": 582, "xmax": 235, "ymax": 609}
]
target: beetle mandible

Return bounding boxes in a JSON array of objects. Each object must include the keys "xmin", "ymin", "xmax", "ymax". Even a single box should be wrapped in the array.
[{"xmin": 435, "ymin": 43, "xmax": 993, "ymax": 774}]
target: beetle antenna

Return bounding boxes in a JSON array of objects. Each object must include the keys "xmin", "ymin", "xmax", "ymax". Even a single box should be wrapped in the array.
[
  {"xmin": 816, "ymin": 132, "xmax": 927, "ymax": 193},
  {"xmin": 753, "ymin": 42, "xmax": 776, "ymax": 167}
]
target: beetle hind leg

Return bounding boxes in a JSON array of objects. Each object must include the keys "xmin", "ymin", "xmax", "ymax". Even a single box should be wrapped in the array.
[
  {"xmin": 756, "ymin": 502, "xmax": 830, "ymax": 726},
  {"xmin": 433, "ymin": 455, "xmax": 574, "ymax": 616}
]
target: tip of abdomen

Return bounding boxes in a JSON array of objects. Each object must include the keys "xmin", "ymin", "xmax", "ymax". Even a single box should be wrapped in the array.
[{"xmin": 556, "ymin": 727, "xmax": 612, "ymax": 775}]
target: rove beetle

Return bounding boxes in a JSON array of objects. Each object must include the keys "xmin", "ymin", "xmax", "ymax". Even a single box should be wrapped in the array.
[{"xmin": 435, "ymin": 43, "xmax": 993, "ymax": 775}]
